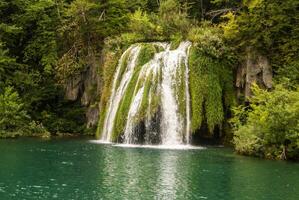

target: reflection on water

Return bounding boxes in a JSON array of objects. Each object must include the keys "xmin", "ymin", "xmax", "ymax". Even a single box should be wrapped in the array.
[
  {"xmin": 0, "ymin": 139, "xmax": 298, "ymax": 200},
  {"xmin": 157, "ymin": 152, "xmax": 178, "ymax": 200}
]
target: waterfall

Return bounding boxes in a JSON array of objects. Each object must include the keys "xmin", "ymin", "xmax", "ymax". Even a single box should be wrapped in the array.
[
  {"xmin": 100, "ymin": 46, "xmax": 141, "ymax": 142},
  {"xmin": 160, "ymin": 44, "xmax": 184, "ymax": 145},
  {"xmin": 100, "ymin": 41, "xmax": 192, "ymax": 146}
]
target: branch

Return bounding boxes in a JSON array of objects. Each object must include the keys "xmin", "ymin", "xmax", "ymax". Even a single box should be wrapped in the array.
[{"xmin": 206, "ymin": 7, "xmax": 242, "ymax": 20}]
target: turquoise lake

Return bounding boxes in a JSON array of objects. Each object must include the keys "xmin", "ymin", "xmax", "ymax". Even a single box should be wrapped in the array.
[{"xmin": 0, "ymin": 138, "xmax": 298, "ymax": 200}]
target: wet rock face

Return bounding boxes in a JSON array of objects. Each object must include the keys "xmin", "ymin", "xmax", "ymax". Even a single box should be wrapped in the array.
[
  {"xmin": 86, "ymin": 107, "xmax": 99, "ymax": 128},
  {"xmin": 236, "ymin": 50, "xmax": 273, "ymax": 99},
  {"xmin": 64, "ymin": 55, "xmax": 102, "ymax": 128},
  {"xmin": 65, "ymin": 75, "xmax": 83, "ymax": 101}
]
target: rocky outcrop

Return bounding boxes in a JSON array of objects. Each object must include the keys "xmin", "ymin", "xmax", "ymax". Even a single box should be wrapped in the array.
[
  {"xmin": 236, "ymin": 50, "xmax": 273, "ymax": 100},
  {"xmin": 64, "ymin": 54, "xmax": 102, "ymax": 128}
]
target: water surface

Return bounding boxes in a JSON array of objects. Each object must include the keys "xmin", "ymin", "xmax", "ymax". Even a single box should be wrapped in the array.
[{"xmin": 0, "ymin": 138, "xmax": 298, "ymax": 200}]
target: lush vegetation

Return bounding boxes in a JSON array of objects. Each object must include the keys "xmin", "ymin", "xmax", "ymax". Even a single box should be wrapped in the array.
[
  {"xmin": 0, "ymin": 87, "xmax": 49, "ymax": 138},
  {"xmin": 231, "ymin": 83, "xmax": 299, "ymax": 160},
  {"xmin": 188, "ymin": 24, "xmax": 235, "ymax": 136},
  {"xmin": 1, "ymin": 0, "xmax": 299, "ymax": 160},
  {"xmin": 223, "ymin": 0, "xmax": 299, "ymax": 160}
]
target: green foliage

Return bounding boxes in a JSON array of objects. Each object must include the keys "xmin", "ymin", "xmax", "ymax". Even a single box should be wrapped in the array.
[
  {"xmin": 188, "ymin": 25, "xmax": 235, "ymax": 134},
  {"xmin": 158, "ymin": 0, "xmax": 190, "ymax": 37},
  {"xmin": 0, "ymin": 86, "xmax": 29, "ymax": 137},
  {"xmin": 114, "ymin": 0, "xmax": 191, "ymax": 46},
  {"xmin": 221, "ymin": 0, "xmax": 299, "ymax": 69},
  {"xmin": 276, "ymin": 60, "xmax": 299, "ymax": 86},
  {"xmin": 127, "ymin": 9, "xmax": 162, "ymax": 41},
  {"xmin": 0, "ymin": 43, "xmax": 19, "ymax": 86},
  {"xmin": 232, "ymin": 83, "xmax": 299, "ymax": 160},
  {"xmin": 56, "ymin": 0, "xmax": 101, "ymax": 82},
  {"xmin": 0, "ymin": 87, "xmax": 49, "ymax": 138},
  {"xmin": 188, "ymin": 22, "xmax": 234, "ymax": 59}
]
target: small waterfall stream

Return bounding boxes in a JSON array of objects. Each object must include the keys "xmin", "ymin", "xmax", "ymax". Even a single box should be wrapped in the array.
[{"xmin": 100, "ymin": 42, "xmax": 192, "ymax": 146}]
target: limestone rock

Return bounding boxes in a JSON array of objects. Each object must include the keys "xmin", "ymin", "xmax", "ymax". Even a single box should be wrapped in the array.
[
  {"xmin": 65, "ymin": 75, "xmax": 83, "ymax": 101},
  {"xmin": 86, "ymin": 107, "xmax": 99, "ymax": 128},
  {"xmin": 64, "ymin": 54, "xmax": 102, "ymax": 129},
  {"xmin": 236, "ymin": 50, "xmax": 272, "ymax": 99}
]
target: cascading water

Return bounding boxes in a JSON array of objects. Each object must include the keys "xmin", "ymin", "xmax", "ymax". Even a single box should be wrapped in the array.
[
  {"xmin": 100, "ymin": 45, "xmax": 141, "ymax": 142},
  {"xmin": 100, "ymin": 41, "xmax": 192, "ymax": 146}
]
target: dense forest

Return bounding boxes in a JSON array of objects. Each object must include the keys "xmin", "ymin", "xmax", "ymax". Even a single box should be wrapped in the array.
[{"xmin": 1, "ymin": 0, "xmax": 299, "ymax": 160}]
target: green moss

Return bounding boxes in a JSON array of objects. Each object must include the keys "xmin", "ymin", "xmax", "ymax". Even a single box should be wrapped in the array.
[
  {"xmin": 189, "ymin": 46, "xmax": 234, "ymax": 134},
  {"xmin": 175, "ymin": 59, "xmax": 186, "ymax": 118},
  {"xmin": 170, "ymin": 33, "xmax": 183, "ymax": 50},
  {"xmin": 137, "ymin": 43, "xmax": 157, "ymax": 66},
  {"xmin": 153, "ymin": 43, "xmax": 166, "ymax": 53},
  {"xmin": 189, "ymin": 47, "xmax": 204, "ymax": 132},
  {"xmin": 115, "ymin": 50, "xmax": 130, "ymax": 89},
  {"xmin": 146, "ymin": 69, "xmax": 161, "ymax": 118},
  {"xmin": 137, "ymin": 72, "xmax": 153, "ymax": 120},
  {"xmin": 205, "ymin": 73, "xmax": 224, "ymax": 132},
  {"xmin": 111, "ymin": 65, "xmax": 143, "ymax": 141}
]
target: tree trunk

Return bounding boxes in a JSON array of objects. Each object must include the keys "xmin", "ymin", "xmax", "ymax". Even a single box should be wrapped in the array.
[{"xmin": 280, "ymin": 145, "xmax": 287, "ymax": 160}]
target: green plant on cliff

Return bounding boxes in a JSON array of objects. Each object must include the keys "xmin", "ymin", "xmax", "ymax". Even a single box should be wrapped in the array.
[
  {"xmin": 188, "ymin": 24, "xmax": 235, "ymax": 135},
  {"xmin": 231, "ymin": 83, "xmax": 299, "ymax": 160},
  {"xmin": 175, "ymin": 60, "xmax": 187, "ymax": 119}
]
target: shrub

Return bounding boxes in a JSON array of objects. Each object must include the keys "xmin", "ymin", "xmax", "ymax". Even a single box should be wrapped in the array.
[{"xmin": 231, "ymin": 83, "xmax": 299, "ymax": 160}]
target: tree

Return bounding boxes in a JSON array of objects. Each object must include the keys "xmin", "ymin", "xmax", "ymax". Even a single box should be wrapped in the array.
[{"xmin": 0, "ymin": 87, "xmax": 30, "ymax": 137}]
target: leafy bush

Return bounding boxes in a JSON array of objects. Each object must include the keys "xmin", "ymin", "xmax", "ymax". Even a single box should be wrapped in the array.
[
  {"xmin": 127, "ymin": 9, "xmax": 161, "ymax": 40},
  {"xmin": 157, "ymin": 0, "xmax": 190, "ymax": 37},
  {"xmin": 188, "ymin": 22, "xmax": 233, "ymax": 59},
  {"xmin": 231, "ymin": 83, "xmax": 299, "ymax": 160},
  {"xmin": 117, "ymin": 0, "xmax": 191, "ymax": 46},
  {"xmin": 276, "ymin": 60, "xmax": 299, "ymax": 86}
]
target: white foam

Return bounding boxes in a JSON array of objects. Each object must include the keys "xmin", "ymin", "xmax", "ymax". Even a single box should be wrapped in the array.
[
  {"xmin": 113, "ymin": 143, "xmax": 205, "ymax": 150},
  {"xmin": 89, "ymin": 140, "xmax": 113, "ymax": 144}
]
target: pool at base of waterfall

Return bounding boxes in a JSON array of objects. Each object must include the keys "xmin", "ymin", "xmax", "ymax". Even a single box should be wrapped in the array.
[{"xmin": 0, "ymin": 138, "xmax": 298, "ymax": 200}]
